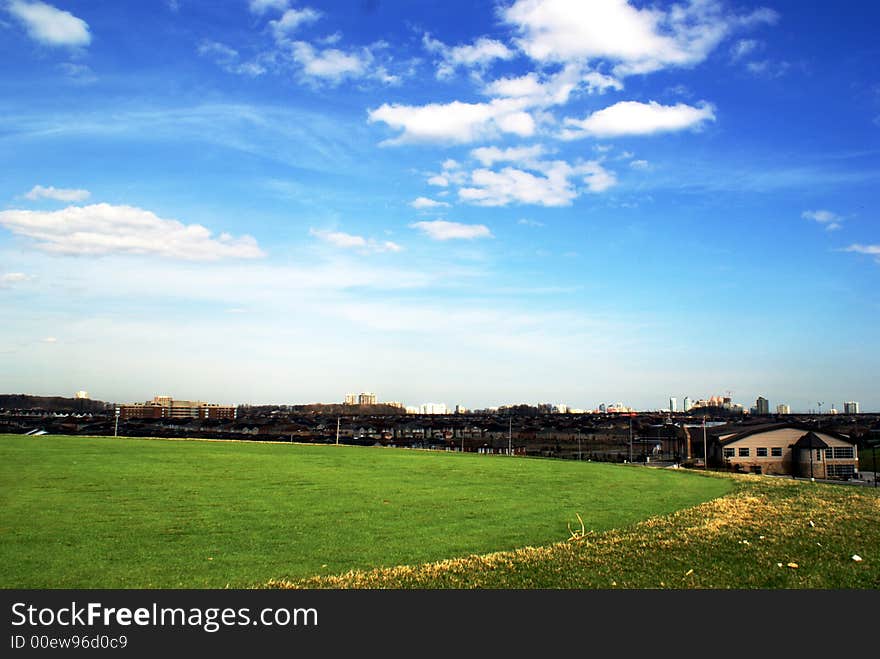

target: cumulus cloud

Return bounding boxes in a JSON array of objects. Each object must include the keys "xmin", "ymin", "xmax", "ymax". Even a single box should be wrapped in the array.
[
  {"xmin": 368, "ymin": 98, "xmax": 535, "ymax": 145},
  {"xmin": 0, "ymin": 204, "xmax": 265, "ymax": 260},
  {"xmin": 503, "ymin": 0, "xmax": 778, "ymax": 76},
  {"xmin": 517, "ymin": 218, "xmax": 545, "ymax": 227},
  {"xmin": 458, "ymin": 159, "xmax": 615, "ymax": 207},
  {"xmin": 6, "ymin": 0, "xmax": 90, "ymax": 47},
  {"xmin": 24, "ymin": 185, "xmax": 90, "ymax": 202},
  {"xmin": 470, "ymin": 145, "xmax": 546, "ymax": 167},
  {"xmin": 561, "ymin": 100, "xmax": 716, "ymax": 139},
  {"xmin": 410, "ymin": 197, "xmax": 450, "ymax": 209},
  {"xmin": 423, "ymin": 33, "xmax": 515, "ymax": 79},
  {"xmin": 409, "ymin": 220, "xmax": 492, "ymax": 241},
  {"xmin": 291, "ymin": 41, "xmax": 363, "ymax": 79},
  {"xmin": 484, "ymin": 64, "xmax": 621, "ymax": 109},
  {"xmin": 802, "ymin": 209, "xmax": 843, "ymax": 231},
  {"xmin": 629, "ymin": 159, "xmax": 650, "ymax": 169},
  {"xmin": 309, "ymin": 228, "xmax": 402, "ymax": 253},
  {"xmin": 269, "ymin": 8, "xmax": 321, "ymax": 41}
]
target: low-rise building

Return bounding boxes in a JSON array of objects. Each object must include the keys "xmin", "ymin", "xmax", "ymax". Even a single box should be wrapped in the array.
[
  {"xmin": 117, "ymin": 396, "xmax": 236, "ymax": 421},
  {"xmin": 713, "ymin": 423, "xmax": 858, "ymax": 479}
]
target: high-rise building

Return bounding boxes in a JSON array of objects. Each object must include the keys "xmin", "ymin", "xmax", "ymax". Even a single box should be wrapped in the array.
[
  {"xmin": 344, "ymin": 393, "xmax": 357, "ymax": 405},
  {"xmin": 844, "ymin": 401, "xmax": 860, "ymax": 414},
  {"xmin": 420, "ymin": 403, "xmax": 448, "ymax": 415},
  {"xmin": 358, "ymin": 392, "xmax": 377, "ymax": 405},
  {"xmin": 683, "ymin": 396, "xmax": 691, "ymax": 412},
  {"xmin": 776, "ymin": 403, "xmax": 790, "ymax": 415},
  {"xmin": 74, "ymin": 390, "xmax": 89, "ymax": 400},
  {"xmin": 669, "ymin": 397, "xmax": 678, "ymax": 413},
  {"xmin": 756, "ymin": 396, "xmax": 770, "ymax": 415}
]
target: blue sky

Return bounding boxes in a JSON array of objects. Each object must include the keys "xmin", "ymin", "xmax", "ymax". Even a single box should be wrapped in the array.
[{"xmin": 1, "ymin": 0, "xmax": 878, "ymax": 412}]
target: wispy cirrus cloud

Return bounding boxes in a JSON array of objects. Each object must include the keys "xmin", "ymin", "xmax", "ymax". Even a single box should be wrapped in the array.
[
  {"xmin": 5, "ymin": 0, "xmax": 91, "ymax": 47},
  {"xmin": 24, "ymin": 184, "xmax": 90, "ymax": 202},
  {"xmin": 410, "ymin": 220, "xmax": 492, "ymax": 241},
  {"xmin": 0, "ymin": 204, "xmax": 264, "ymax": 260}
]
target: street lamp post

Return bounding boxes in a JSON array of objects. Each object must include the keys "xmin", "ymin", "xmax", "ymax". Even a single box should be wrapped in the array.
[
  {"xmin": 702, "ymin": 416, "xmax": 708, "ymax": 470},
  {"xmin": 628, "ymin": 417, "xmax": 633, "ymax": 463}
]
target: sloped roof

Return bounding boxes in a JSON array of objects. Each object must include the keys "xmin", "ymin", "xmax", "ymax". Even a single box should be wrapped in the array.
[
  {"xmin": 716, "ymin": 423, "xmax": 852, "ymax": 447},
  {"xmin": 794, "ymin": 432, "xmax": 829, "ymax": 449}
]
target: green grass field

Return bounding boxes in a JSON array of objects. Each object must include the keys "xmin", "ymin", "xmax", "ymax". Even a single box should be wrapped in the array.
[{"xmin": 0, "ymin": 434, "xmax": 730, "ymax": 588}]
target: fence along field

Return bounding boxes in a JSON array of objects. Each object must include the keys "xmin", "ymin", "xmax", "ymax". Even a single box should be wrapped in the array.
[{"xmin": 0, "ymin": 434, "xmax": 730, "ymax": 588}]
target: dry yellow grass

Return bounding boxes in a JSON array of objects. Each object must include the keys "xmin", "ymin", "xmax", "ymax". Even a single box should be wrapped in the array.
[{"xmin": 267, "ymin": 473, "xmax": 880, "ymax": 589}]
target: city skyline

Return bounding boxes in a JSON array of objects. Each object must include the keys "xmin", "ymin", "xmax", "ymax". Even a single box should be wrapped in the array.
[{"xmin": 1, "ymin": 1, "xmax": 878, "ymax": 409}]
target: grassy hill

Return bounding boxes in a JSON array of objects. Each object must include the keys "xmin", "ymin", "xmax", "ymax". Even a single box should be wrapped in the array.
[
  {"xmin": 1, "ymin": 434, "xmax": 729, "ymax": 588},
  {"xmin": 272, "ymin": 474, "xmax": 880, "ymax": 589}
]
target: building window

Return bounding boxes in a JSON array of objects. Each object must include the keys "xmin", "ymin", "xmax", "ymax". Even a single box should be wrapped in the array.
[
  {"xmin": 757, "ymin": 447, "xmax": 768, "ymax": 457},
  {"xmin": 825, "ymin": 448, "xmax": 833, "ymax": 460},
  {"xmin": 738, "ymin": 447, "xmax": 750, "ymax": 457},
  {"xmin": 816, "ymin": 449, "xmax": 822, "ymax": 462},
  {"xmin": 723, "ymin": 448, "xmax": 735, "ymax": 458},
  {"xmin": 771, "ymin": 447, "xmax": 783, "ymax": 457},
  {"xmin": 833, "ymin": 447, "xmax": 854, "ymax": 459},
  {"xmin": 827, "ymin": 464, "xmax": 855, "ymax": 478}
]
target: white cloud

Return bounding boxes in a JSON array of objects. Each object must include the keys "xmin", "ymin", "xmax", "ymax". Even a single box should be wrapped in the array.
[
  {"xmin": 0, "ymin": 204, "xmax": 265, "ymax": 260},
  {"xmin": 249, "ymin": 0, "xmax": 290, "ymax": 14},
  {"xmin": 802, "ymin": 209, "xmax": 843, "ymax": 231},
  {"xmin": 42, "ymin": 336, "xmax": 57, "ymax": 343},
  {"xmin": 427, "ymin": 175, "xmax": 449, "ymax": 187},
  {"xmin": 483, "ymin": 64, "xmax": 622, "ymax": 111},
  {"xmin": 410, "ymin": 220, "xmax": 492, "ymax": 241},
  {"xmin": 503, "ymin": 0, "xmax": 778, "ymax": 76},
  {"xmin": 629, "ymin": 159, "xmax": 650, "ymax": 169},
  {"xmin": 458, "ymin": 159, "xmax": 615, "ymax": 207},
  {"xmin": 6, "ymin": 0, "xmax": 90, "ymax": 47},
  {"xmin": 423, "ymin": 33, "xmax": 515, "ymax": 79},
  {"xmin": 844, "ymin": 244, "xmax": 880, "ymax": 263},
  {"xmin": 198, "ymin": 39, "xmax": 268, "ymax": 76},
  {"xmin": 579, "ymin": 161, "xmax": 617, "ymax": 192},
  {"xmin": 0, "ymin": 272, "xmax": 33, "ymax": 288},
  {"xmin": 410, "ymin": 197, "xmax": 450, "ymax": 209},
  {"xmin": 270, "ymin": 8, "xmax": 321, "ymax": 41},
  {"xmin": 290, "ymin": 41, "xmax": 367, "ymax": 82},
  {"xmin": 309, "ymin": 228, "xmax": 402, "ymax": 253},
  {"xmin": 470, "ymin": 145, "xmax": 546, "ymax": 167},
  {"xmin": 517, "ymin": 218, "xmax": 545, "ymax": 227},
  {"xmin": 368, "ymin": 98, "xmax": 535, "ymax": 145},
  {"xmin": 24, "ymin": 185, "xmax": 90, "ymax": 202},
  {"xmin": 561, "ymin": 100, "xmax": 716, "ymax": 139},
  {"xmin": 730, "ymin": 38, "xmax": 759, "ymax": 61},
  {"xmin": 58, "ymin": 62, "xmax": 97, "ymax": 83}
]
